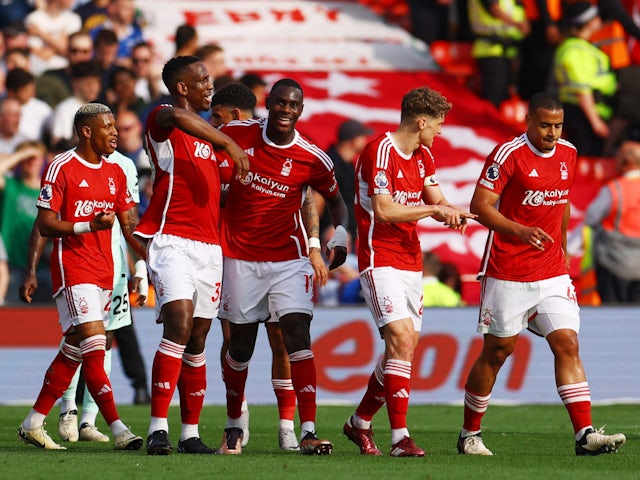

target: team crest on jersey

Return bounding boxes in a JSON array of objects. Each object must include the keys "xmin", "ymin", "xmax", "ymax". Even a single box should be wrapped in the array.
[
  {"xmin": 280, "ymin": 159, "xmax": 293, "ymax": 177},
  {"xmin": 383, "ymin": 296, "xmax": 393, "ymax": 314},
  {"xmin": 78, "ymin": 297, "xmax": 89, "ymax": 315},
  {"xmin": 374, "ymin": 170, "xmax": 389, "ymax": 189},
  {"xmin": 485, "ymin": 163, "xmax": 500, "ymax": 181},
  {"xmin": 108, "ymin": 177, "xmax": 116, "ymax": 195},
  {"xmin": 480, "ymin": 308, "xmax": 493, "ymax": 327},
  {"xmin": 38, "ymin": 184, "xmax": 53, "ymax": 202},
  {"xmin": 560, "ymin": 162, "xmax": 568, "ymax": 180}
]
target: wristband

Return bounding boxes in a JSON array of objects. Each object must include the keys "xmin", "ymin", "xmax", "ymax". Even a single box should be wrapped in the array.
[
  {"xmin": 73, "ymin": 222, "xmax": 91, "ymax": 235},
  {"xmin": 134, "ymin": 259, "xmax": 147, "ymax": 278},
  {"xmin": 134, "ymin": 259, "xmax": 149, "ymax": 298},
  {"xmin": 308, "ymin": 237, "xmax": 321, "ymax": 250}
]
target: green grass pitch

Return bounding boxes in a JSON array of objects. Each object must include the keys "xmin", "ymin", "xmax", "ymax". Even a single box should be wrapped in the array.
[{"xmin": 1, "ymin": 404, "xmax": 637, "ymax": 479}]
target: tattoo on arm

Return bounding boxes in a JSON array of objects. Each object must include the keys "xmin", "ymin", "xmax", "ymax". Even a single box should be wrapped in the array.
[{"xmin": 303, "ymin": 188, "xmax": 320, "ymax": 239}]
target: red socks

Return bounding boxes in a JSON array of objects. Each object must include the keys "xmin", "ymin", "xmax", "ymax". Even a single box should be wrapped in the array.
[
  {"xmin": 223, "ymin": 351, "xmax": 249, "ymax": 420},
  {"xmin": 558, "ymin": 382, "xmax": 592, "ymax": 434},
  {"xmin": 178, "ymin": 351, "xmax": 206, "ymax": 425},
  {"xmin": 384, "ymin": 359, "xmax": 412, "ymax": 430},
  {"xmin": 289, "ymin": 349, "xmax": 317, "ymax": 425},
  {"xmin": 355, "ymin": 358, "xmax": 386, "ymax": 422},
  {"xmin": 151, "ymin": 338, "xmax": 185, "ymax": 419},
  {"xmin": 33, "ymin": 343, "xmax": 82, "ymax": 415},
  {"xmin": 462, "ymin": 388, "xmax": 491, "ymax": 432}
]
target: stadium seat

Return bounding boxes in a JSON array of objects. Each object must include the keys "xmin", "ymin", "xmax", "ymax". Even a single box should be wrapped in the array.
[
  {"xmin": 429, "ymin": 41, "xmax": 477, "ymax": 91},
  {"xmin": 498, "ymin": 94, "xmax": 528, "ymax": 131},
  {"xmin": 576, "ymin": 156, "xmax": 617, "ymax": 183}
]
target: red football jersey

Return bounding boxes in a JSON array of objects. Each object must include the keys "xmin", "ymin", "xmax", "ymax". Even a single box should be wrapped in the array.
[
  {"xmin": 476, "ymin": 134, "xmax": 577, "ymax": 281},
  {"xmin": 136, "ymin": 105, "xmax": 222, "ymax": 244},
  {"xmin": 36, "ymin": 149, "xmax": 134, "ymax": 294},
  {"xmin": 355, "ymin": 132, "xmax": 438, "ymax": 272},
  {"xmin": 220, "ymin": 119, "xmax": 340, "ymax": 262}
]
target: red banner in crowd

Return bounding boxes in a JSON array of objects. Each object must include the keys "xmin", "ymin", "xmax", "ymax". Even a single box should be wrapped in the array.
[{"xmin": 251, "ymin": 71, "xmax": 607, "ymax": 303}]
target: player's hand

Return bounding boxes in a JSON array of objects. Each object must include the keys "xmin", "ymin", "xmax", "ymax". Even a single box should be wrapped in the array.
[
  {"xmin": 434, "ymin": 206, "xmax": 477, "ymax": 234},
  {"xmin": 91, "ymin": 211, "xmax": 116, "ymax": 231},
  {"xmin": 326, "ymin": 225, "xmax": 348, "ymax": 270},
  {"xmin": 132, "ymin": 259, "xmax": 148, "ymax": 306},
  {"xmin": 19, "ymin": 273, "xmax": 38, "ymax": 303},
  {"xmin": 228, "ymin": 143, "xmax": 250, "ymax": 181},
  {"xmin": 309, "ymin": 248, "xmax": 329, "ymax": 286},
  {"xmin": 520, "ymin": 226, "xmax": 554, "ymax": 251}
]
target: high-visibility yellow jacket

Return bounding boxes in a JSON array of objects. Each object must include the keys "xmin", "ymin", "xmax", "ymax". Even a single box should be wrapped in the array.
[{"xmin": 469, "ymin": 0, "xmax": 527, "ymax": 58}]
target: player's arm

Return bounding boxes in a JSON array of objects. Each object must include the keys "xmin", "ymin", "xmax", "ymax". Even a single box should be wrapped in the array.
[
  {"xmin": 562, "ymin": 202, "xmax": 571, "ymax": 270},
  {"xmin": 117, "ymin": 205, "xmax": 146, "ymax": 261},
  {"xmin": 371, "ymin": 190, "xmax": 473, "ymax": 227},
  {"xmin": 19, "ymin": 222, "xmax": 47, "ymax": 303},
  {"xmin": 155, "ymin": 107, "xmax": 249, "ymax": 179},
  {"xmin": 117, "ymin": 205, "xmax": 148, "ymax": 305},
  {"xmin": 302, "ymin": 187, "xmax": 328, "ymax": 286},
  {"xmin": 470, "ymin": 186, "xmax": 553, "ymax": 250},
  {"xmin": 37, "ymin": 208, "xmax": 115, "ymax": 237}
]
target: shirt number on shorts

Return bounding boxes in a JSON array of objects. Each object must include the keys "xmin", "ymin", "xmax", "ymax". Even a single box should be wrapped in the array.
[
  {"xmin": 112, "ymin": 292, "xmax": 129, "ymax": 315},
  {"xmin": 212, "ymin": 282, "xmax": 221, "ymax": 303}
]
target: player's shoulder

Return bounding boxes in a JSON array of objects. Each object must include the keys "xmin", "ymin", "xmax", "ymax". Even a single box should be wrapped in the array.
[
  {"xmin": 556, "ymin": 138, "xmax": 578, "ymax": 154},
  {"xmin": 296, "ymin": 132, "xmax": 334, "ymax": 168},
  {"xmin": 44, "ymin": 149, "xmax": 77, "ymax": 180},
  {"xmin": 490, "ymin": 134, "xmax": 528, "ymax": 164}
]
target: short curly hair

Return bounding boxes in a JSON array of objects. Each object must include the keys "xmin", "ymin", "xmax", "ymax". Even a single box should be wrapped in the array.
[{"xmin": 400, "ymin": 87, "xmax": 452, "ymax": 121}]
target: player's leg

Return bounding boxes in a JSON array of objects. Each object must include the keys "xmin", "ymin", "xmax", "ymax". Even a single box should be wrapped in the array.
[
  {"xmin": 272, "ymin": 259, "xmax": 331, "ymax": 455},
  {"xmin": 220, "ymin": 317, "xmax": 250, "ymax": 447},
  {"xmin": 19, "ymin": 338, "xmax": 82, "ymax": 450},
  {"xmin": 343, "ymin": 269, "xmax": 387, "ymax": 455},
  {"xmin": 458, "ymin": 332, "xmax": 516, "ymax": 455},
  {"xmin": 343, "ymin": 355, "xmax": 385, "ymax": 455},
  {"xmin": 219, "ymin": 320, "xmax": 259, "ymax": 454},
  {"xmin": 146, "ymin": 299, "xmax": 192, "ymax": 454},
  {"xmin": 548, "ymin": 328, "xmax": 625, "ymax": 456},
  {"xmin": 174, "ymin": 241, "xmax": 223, "ymax": 454},
  {"xmin": 78, "ymin": 330, "xmax": 115, "ymax": 443},
  {"xmin": 278, "ymin": 311, "xmax": 332, "ymax": 455},
  {"xmin": 58, "ymin": 337, "xmax": 81, "ymax": 442},
  {"xmin": 381, "ymin": 319, "xmax": 424, "ymax": 457},
  {"xmin": 535, "ymin": 277, "xmax": 626, "ymax": 456},
  {"xmin": 145, "ymin": 234, "xmax": 200, "ymax": 455},
  {"xmin": 70, "ymin": 286, "xmax": 142, "ymax": 451},
  {"xmin": 458, "ymin": 276, "xmax": 535, "ymax": 455},
  {"xmin": 175, "ymin": 316, "xmax": 216, "ymax": 454},
  {"xmin": 265, "ymin": 321, "xmax": 298, "ymax": 450},
  {"xmin": 217, "ymin": 257, "xmax": 269, "ymax": 454}
]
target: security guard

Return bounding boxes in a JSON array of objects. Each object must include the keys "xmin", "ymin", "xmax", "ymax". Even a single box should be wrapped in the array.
[
  {"xmin": 468, "ymin": 0, "xmax": 530, "ymax": 107},
  {"xmin": 554, "ymin": 2, "xmax": 617, "ymax": 156}
]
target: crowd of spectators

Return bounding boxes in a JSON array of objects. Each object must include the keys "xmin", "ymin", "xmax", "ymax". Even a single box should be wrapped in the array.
[{"xmin": 1, "ymin": 0, "xmax": 638, "ymax": 306}]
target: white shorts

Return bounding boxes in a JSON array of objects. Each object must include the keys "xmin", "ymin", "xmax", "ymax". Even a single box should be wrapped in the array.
[
  {"xmin": 478, "ymin": 274, "xmax": 581, "ymax": 338},
  {"xmin": 359, "ymin": 267, "xmax": 423, "ymax": 332},
  {"xmin": 147, "ymin": 233, "xmax": 222, "ymax": 320},
  {"xmin": 55, "ymin": 284, "xmax": 111, "ymax": 335},
  {"xmin": 107, "ymin": 279, "xmax": 132, "ymax": 331},
  {"xmin": 218, "ymin": 258, "xmax": 314, "ymax": 324}
]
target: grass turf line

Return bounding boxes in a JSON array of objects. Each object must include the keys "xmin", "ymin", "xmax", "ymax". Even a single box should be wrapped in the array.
[{"xmin": 1, "ymin": 404, "xmax": 637, "ymax": 480}]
